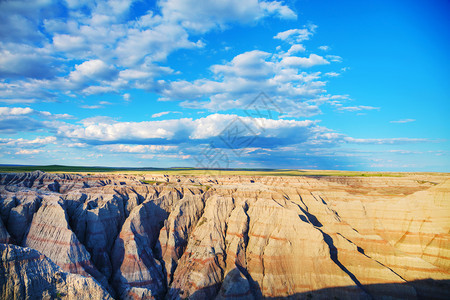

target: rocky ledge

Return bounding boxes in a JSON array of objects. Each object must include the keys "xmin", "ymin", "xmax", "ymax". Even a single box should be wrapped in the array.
[{"xmin": 0, "ymin": 171, "xmax": 449, "ymax": 299}]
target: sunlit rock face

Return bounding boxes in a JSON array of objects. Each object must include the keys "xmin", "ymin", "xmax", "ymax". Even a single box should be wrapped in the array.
[
  {"xmin": 0, "ymin": 171, "xmax": 449, "ymax": 299},
  {"xmin": 0, "ymin": 243, "xmax": 113, "ymax": 300}
]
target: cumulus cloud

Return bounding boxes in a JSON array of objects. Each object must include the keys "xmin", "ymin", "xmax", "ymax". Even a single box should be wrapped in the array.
[
  {"xmin": 388, "ymin": 150, "xmax": 421, "ymax": 154},
  {"xmin": 81, "ymin": 105, "xmax": 102, "ymax": 109},
  {"xmin": 70, "ymin": 60, "xmax": 118, "ymax": 82},
  {"xmin": 285, "ymin": 44, "xmax": 306, "ymax": 55},
  {"xmin": 160, "ymin": 0, "xmax": 296, "ymax": 33},
  {"xmin": 0, "ymin": 106, "xmax": 72, "ymax": 134},
  {"xmin": 0, "ymin": 136, "xmax": 56, "ymax": 147},
  {"xmin": 52, "ymin": 34, "xmax": 86, "ymax": 52},
  {"xmin": 0, "ymin": 107, "xmax": 72, "ymax": 119},
  {"xmin": 0, "ymin": 0, "xmax": 56, "ymax": 44},
  {"xmin": 280, "ymin": 54, "xmax": 329, "ymax": 68},
  {"xmin": 0, "ymin": 136, "xmax": 56, "ymax": 155},
  {"xmin": 259, "ymin": 1, "xmax": 297, "ymax": 19},
  {"xmin": 150, "ymin": 24, "xmax": 349, "ymax": 117},
  {"xmin": 123, "ymin": 93, "xmax": 131, "ymax": 101},
  {"xmin": 0, "ymin": 107, "xmax": 34, "ymax": 116},
  {"xmin": 159, "ymin": 42, "xmax": 340, "ymax": 116},
  {"xmin": 0, "ymin": 80, "xmax": 58, "ymax": 103},
  {"xmin": 55, "ymin": 113, "xmax": 319, "ymax": 148},
  {"xmin": 344, "ymin": 137, "xmax": 429, "ymax": 144},
  {"xmin": 0, "ymin": 47, "xmax": 58, "ymax": 79},
  {"xmin": 0, "ymin": 1, "xmax": 444, "ymax": 171},
  {"xmin": 0, "ymin": 0, "xmax": 299, "ymax": 103},
  {"xmin": 274, "ymin": 25, "xmax": 316, "ymax": 44},
  {"xmin": 211, "ymin": 50, "xmax": 274, "ymax": 78},
  {"xmin": 140, "ymin": 153, "xmax": 191, "ymax": 160},
  {"xmin": 152, "ymin": 111, "xmax": 181, "ymax": 118},
  {"xmin": 324, "ymin": 72, "xmax": 340, "ymax": 77},
  {"xmin": 98, "ymin": 144, "xmax": 177, "ymax": 153},
  {"xmin": 336, "ymin": 105, "xmax": 379, "ymax": 112},
  {"xmin": 325, "ymin": 55, "xmax": 343, "ymax": 63},
  {"xmin": 0, "ymin": 106, "xmax": 438, "ymax": 169},
  {"xmin": 114, "ymin": 22, "xmax": 202, "ymax": 66},
  {"xmin": 15, "ymin": 149, "xmax": 43, "ymax": 155}
]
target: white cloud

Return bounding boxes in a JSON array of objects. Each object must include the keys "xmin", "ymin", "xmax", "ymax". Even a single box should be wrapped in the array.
[
  {"xmin": 280, "ymin": 54, "xmax": 329, "ymax": 68},
  {"xmin": 324, "ymin": 72, "xmax": 340, "ymax": 77},
  {"xmin": 344, "ymin": 137, "xmax": 429, "ymax": 144},
  {"xmin": 159, "ymin": 39, "xmax": 344, "ymax": 116},
  {"xmin": 69, "ymin": 59, "xmax": 118, "ymax": 82},
  {"xmin": 0, "ymin": 136, "xmax": 56, "ymax": 147},
  {"xmin": 390, "ymin": 119, "xmax": 416, "ymax": 123},
  {"xmin": 82, "ymin": 115, "xmax": 115, "ymax": 123},
  {"xmin": 98, "ymin": 144, "xmax": 177, "ymax": 153},
  {"xmin": 53, "ymin": 34, "xmax": 86, "ymax": 52},
  {"xmin": 260, "ymin": 1, "xmax": 297, "ymax": 19},
  {"xmin": 0, "ymin": 46, "xmax": 57, "ymax": 79},
  {"xmin": 0, "ymin": 0, "xmax": 298, "ymax": 102},
  {"xmin": 123, "ymin": 93, "xmax": 131, "ymax": 101},
  {"xmin": 285, "ymin": 44, "xmax": 306, "ymax": 55},
  {"xmin": 81, "ymin": 105, "xmax": 102, "ymax": 109},
  {"xmin": 56, "ymin": 113, "xmax": 319, "ymax": 147},
  {"xmin": 0, "ymin": 107, "xmax": 72, "ymax": 119},
  {"xmin": 152, "ymin": 111, "xmax": 170, "ymax": 118},
  {"xmin": 388, "ymin": 150, "xmax": 421, "ymax": 154},
  {"xmin": 64, "ymin": 142, "xmax": 89, "ymax": 148},
  {"xmin": 0, "ymin": 1, "xmax": 52, "ymax": 44},
  {"xmin": 0, "ymin": 107, "xmax": 439, "ymax": 169},
  {"xmin": 319, "ymin": 45, "xmax": 330, "ymax": 51},
  {"xmin": 152, "ymin": 111, "xmax": 181, "ymax": 118},
  {"xmin": 82, "ymin": 86, "xmax": 118, "ymax": 95},
  {"xmin": 337, "ymin": 105, "xmax": 379, "ymax": 112},
  {"xmin": 211, "ymin": 50, "xmax": 273, "ymax": 78},
  {"xmin": 273, "ymin": 25, "xmax": 316, "ymax": 44},
  {"xmin": 0, "ymin": 135, "xmax": 55, "ymax": 160},
  {"xmin": 15, "ymin": 149, "xmax": 43, "ymax": 155},
  {"xmin": 0, "ymin": 80, "xmax": 58, "ymax": 103},
  {"xmin": 0, "ymin": 106, "xmax": 72, "ymax": 134},
  {"xmin": 114, "ymin": 23, "xmax": 202, "ymax": 66},
  {"xmin": 0, "ymin": 107, "xmax": 34, "ymax": 116},
  {"xmin": 140, "ymin": 153, "xmax": 191, "ymax": 160},
  {"xmin": 325, "ymin": 55, "xmax": 342, "ymax": 63},
  {"xmin": 161, "ymin": 0, "xmax": 296, "ymax": 33}
]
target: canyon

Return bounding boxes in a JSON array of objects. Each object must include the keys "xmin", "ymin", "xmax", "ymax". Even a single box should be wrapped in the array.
[{"xmin": 0, "ymin": 170, "xmax": 449, "ymax": 299}]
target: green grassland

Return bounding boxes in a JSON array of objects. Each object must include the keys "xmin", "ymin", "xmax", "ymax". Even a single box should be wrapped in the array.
[
  {"xmin": 0, "ymin": 164, "xmax": 432, "ymax": 177},
  {"xmin": 141, "ymin": 180, "xmax": 167, "ymax": 185}
]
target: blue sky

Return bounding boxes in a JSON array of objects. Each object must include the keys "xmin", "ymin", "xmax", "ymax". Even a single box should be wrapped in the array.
[{"xmin": 0, "ymin": 0, "xmax": 449, "ymax": 171}]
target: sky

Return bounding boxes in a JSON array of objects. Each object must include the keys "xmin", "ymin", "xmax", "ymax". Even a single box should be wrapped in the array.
[{"xmin": 0, "ymin": 0, "xmax": 449, "ymax": 171}]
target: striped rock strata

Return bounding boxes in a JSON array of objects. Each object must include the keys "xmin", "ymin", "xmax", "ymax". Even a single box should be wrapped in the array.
[
  {"xmin": 0, "ymin": 243, "xmax": 112, "ymax": 299},
  {"xmin": 0, "ymin": 171, "xmax": 449, "ymax": 299}
]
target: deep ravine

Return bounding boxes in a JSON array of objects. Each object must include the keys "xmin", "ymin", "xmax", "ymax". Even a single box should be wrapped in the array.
[{"xmin": 0, "ymin": 171, "xmax": 449, "ymax": 299}]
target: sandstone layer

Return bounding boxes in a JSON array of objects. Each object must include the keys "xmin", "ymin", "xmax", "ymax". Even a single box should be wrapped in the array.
[{"xmin": 0, "ymin": 170, "xmax": 449, "ymax": 299}]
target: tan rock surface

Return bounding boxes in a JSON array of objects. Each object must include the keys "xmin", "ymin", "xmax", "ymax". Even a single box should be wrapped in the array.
[
  {"xmin": 22, "ymin": 196, "xmax": 111, "ymax": 292},
  {"xmin": 0, "ymin": 217, "xmax": 10, "ymax": 244},
  {"xmin": 0, "ymin": 243, "xmax": 113, "ymax": 299},
  {"xmin": 0, "ymin": 171, "xmax": 449, "ymax": 299},
  {"xmin": 159, "ymin": 191, "xmax": 206, "ymax": 284},
  {"xmin": 111, "ymin": 199, "xmax": 167, "ymax": 299}
]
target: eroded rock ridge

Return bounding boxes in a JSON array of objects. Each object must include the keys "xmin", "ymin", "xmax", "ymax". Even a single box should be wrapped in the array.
[{"xmin": 0, "ymin": 171, "xmax": 449, "ymax": 299}]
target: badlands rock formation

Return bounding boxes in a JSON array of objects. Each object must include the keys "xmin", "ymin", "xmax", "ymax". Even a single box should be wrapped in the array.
[{"xmin": 0, "ymin": 170, "xmax": 449, "ymax": 299}]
